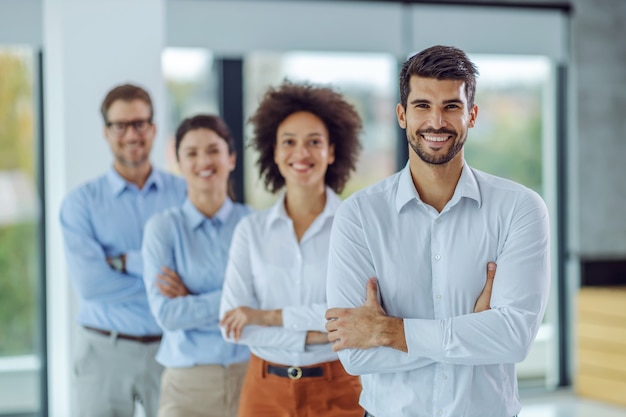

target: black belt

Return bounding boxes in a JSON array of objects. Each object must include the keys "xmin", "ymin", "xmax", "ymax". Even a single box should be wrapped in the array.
[
  {"xmin": 267, "ymin": 364, "xmax": 324, "ymax": 380},
  {"xmin": 84, "ymin": 326, "xmax": 162, "ymax": 344}
]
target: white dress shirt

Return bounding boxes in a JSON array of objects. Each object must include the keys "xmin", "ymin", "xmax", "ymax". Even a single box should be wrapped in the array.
[
  {"xmin": 220, "ymin": 187, "xmax": 341, "ymax": 366},
  {"xmin": 326, "ymin": 162, "xmax": 550, "ymax": 417}
]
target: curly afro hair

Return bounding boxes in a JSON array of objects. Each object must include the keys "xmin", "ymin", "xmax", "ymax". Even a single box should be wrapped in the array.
[{"xmin": 248, "ymin": 81, "xmax": 362, "ymax": 194}]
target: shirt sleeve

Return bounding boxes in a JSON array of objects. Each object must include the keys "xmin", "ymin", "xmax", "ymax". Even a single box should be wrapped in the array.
[
  {"xmin": 405, "ymin": 191, "xmax": 551, "ymax": 365},
  {"xmin": 142, "ymin": 214, "xmax": 222, "ymax": 331},
  {"xmin": 326, "ymin": 198, "xmax": 435, "ymax": 375},
  {"xmin": 124, "ymin": 249, "xmax": 143, "ymax": 277},
  {"xmin": 220, "ymin": 219, "xmax": 307, "ymax": 352},
  {"xmin": 282, "ymin": 303, "xmax": 327, "ymax": 332},
  {"xmin": 59, "ymin": 190, "xmax": 144, "ymax": 303}
]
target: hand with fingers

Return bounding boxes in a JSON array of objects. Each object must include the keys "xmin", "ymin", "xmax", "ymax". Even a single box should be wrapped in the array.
[
  {"xmin": 156, "ymin": 266, "xmax": 190, "ymax": 298},
  {"xmin": 220, "ymin": 307, "xmax": 281, "ymax": 341},
  {"xmin": 325, "ymin": 277, "xmax": 404, "ymax": 352}
]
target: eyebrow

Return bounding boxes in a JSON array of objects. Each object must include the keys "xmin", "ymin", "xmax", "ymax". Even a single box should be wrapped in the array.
[
  {"xmin": 279, "ymin": 132, "xmax": 324, "ymax": 137},
  {"xmin": 409, "ymin": 98, "xmax": 464, "ymax": 106}
]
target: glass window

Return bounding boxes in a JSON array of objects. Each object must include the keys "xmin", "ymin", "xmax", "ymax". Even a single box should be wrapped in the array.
[
  {"xmin": 467, "ymin": 55, "xmax": 556, "ymax": 388},
  {"xmin": 162, "ymin": 48, "xmax": 220, "ymax": 173},
  {"xmin": 244, "ymin": 51, "xmax": 398, "ymax": 209},
  {"xmin": 0, "ymin": 46, "xmax": 43, "ymax": 415}
]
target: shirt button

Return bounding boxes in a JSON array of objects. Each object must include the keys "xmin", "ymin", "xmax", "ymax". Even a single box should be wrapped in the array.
[
  {"xmin": 438, "ymin": 410, "xmax": 443, "ymax": 416},
  {"xmin": 435, "ymin": 218, "xmax": 441, "ymax": 224},
  {"xmin": 434, "ymin": 254, "xmax": 441, "ymax": 261},
  {"xmin": 436, "ymin": 294, "xmax": 442, "ymax": 300}
]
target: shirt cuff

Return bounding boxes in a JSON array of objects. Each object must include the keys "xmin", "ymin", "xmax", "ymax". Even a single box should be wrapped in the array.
[{"xmin": 404, "ymin": 318, "xmax": 444, "ymax": 359}]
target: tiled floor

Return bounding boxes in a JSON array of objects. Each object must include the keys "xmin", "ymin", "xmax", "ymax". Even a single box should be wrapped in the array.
[{"xmin": 519, "ymin": 389, "xmax": 626, "ymax": 417}]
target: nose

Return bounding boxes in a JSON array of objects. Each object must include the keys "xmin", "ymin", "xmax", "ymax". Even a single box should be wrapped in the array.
[
  {"xmin": 121, "ymin": 124, "xmax": 142, "ymax": 139},
  {"xmin": 293, "ymin": 142, "xmax": 311, "ymax": 158},
  {"xmin": 427, "ymin": 108, "xmax": 447, "ymax": 129}
]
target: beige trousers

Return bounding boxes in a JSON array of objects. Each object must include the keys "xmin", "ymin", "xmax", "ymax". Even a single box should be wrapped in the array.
[{"xmin": 158, "ymin": 361, "xmax": 248, "ymax": 417}]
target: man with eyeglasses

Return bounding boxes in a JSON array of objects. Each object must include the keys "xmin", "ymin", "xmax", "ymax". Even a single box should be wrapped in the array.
[{"xmin": 60, "ymin": 84, "xmax": 186, "ymax": 417}]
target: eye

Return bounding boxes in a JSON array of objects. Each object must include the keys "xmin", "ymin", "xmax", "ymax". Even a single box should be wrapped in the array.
[
  {"xmin": 445, "ymin": 103, "xmax": 461, "ymax": 110},
  {"xmin": 309, "ymin": 138, "xmax": 322, "ymax": 146},
  {"xmin": 281, "ymin": 138, "xmax": 295, "ymax": 146},
  {"xmin": 414, "ymin": 103, "xmax": 429, "ymax": 109}
]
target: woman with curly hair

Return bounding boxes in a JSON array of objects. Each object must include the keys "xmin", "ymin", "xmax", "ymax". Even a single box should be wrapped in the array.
[{"xmin": 219, "ymin": 81, "xmax": 363, "ymax": 416}]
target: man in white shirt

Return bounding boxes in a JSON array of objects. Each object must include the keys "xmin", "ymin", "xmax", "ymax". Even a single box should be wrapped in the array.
[{"xmin": 325, "ymin": 45, "xmax": 550, "ymax": 417}]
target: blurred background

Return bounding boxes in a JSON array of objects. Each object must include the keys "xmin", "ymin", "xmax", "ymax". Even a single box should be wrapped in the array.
[{"xmin": 0, "ymin": 0, "xmax": 625, "ymax": 416}]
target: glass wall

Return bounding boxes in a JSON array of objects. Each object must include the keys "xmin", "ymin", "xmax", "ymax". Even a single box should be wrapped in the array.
[
  {"xmin": 162, "ymin": 48, "xmax": 220, "ymax": 173},
  {"xmin": 467, "ymin": 54, "xmax": 556, "ymax": 387},
  {"xmin": 0, "ymin": 46, "xmax": 43, "ymax": 416}
]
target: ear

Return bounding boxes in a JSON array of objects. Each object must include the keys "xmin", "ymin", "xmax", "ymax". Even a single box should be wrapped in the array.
[
  {"xmin": 468, "ymin": 105, "xmax": 478, "ymax": 128},
  {"xmin": 396, "ymin": 103, "xmax": 407, "ymax": 129},
  {"xmin": 228, "ymin": 152, "xmax": 237, "ymax": 172}
]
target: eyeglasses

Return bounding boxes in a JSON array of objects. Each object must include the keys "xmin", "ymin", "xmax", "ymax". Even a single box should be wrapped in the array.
[{"xmin": 106, "ymin": 119, "xmax": 153, "ymax": 137}]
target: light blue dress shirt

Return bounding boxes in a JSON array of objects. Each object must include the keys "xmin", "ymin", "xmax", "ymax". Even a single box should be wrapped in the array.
[
  {"xmin": 60, "ymin": 167, "xmax": 187, "ymax": 335},
  {"xmin": 327, "ymin": 162, "xmax": 551, "ymax": 417},
  {"xmin": 142, "ymin": 198, "xmax": 251, "ymax": 368}
]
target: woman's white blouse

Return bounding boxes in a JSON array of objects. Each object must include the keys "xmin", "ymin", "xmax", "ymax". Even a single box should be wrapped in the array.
[{"xmin": 219, "ymin": 187, "xmax": 341, "ymax": 366}]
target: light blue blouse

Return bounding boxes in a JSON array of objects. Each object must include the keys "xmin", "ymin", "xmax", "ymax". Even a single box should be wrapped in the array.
[{"xmin": 142, "ymin": 197, "xmax": 251, "ymax": 367}]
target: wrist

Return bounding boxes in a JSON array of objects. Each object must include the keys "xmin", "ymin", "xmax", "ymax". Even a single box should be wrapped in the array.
[
  {"xmin": 264, "ymin": 309, "xmax": 282, "ymax": 326},
  {"xmin": 377, "ymin": 316, "xmax": 407, "ymax": 352}
]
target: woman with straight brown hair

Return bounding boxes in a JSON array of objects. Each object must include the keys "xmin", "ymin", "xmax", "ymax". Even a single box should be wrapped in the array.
[{"xmin": 143, "ymin": 114, "xmax": 250, "ymax": 417}]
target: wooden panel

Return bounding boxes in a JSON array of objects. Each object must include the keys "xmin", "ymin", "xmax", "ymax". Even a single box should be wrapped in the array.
[
  {"xmin": 578, "ymin": 347, "xmax": 626, "ymax": 375},
  {"xmin": 576, "ymin": 373, "xmax": 626, "ymax": 407},
  {"xmin": 577, "ymin": 322, "xmax": 626, "ymax": 346},
  {"xmin": 576, "ymin": 287, "xmax": 626, "ymax": 408},
  {"xmin": 578, "ymin": 287, "xmax": 626, "ymax": 319}
]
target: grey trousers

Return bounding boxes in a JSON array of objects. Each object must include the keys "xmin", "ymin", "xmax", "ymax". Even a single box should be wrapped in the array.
[{"xmin": 73, "ymin": 327, "xmax": 163, "ymax": 417}]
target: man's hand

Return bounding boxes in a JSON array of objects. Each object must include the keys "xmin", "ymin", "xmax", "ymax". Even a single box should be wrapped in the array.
[
  {"xmin": 106, "ymin": 254, "xmax": 126, "ymax": 272},
  {"xmin": 326, "ymin": 278, "xmax": 406, "ymax": 352},
  {"xmin": 474, "ymin": 262, "xmax": 496, "ymax": 313},
  {"xmin": 220, "ymin": 307, "xmax": 281, "ymax": 341},
  {"xmin": 156, "ymin": 266, "xmax": 190, "ymax": 298}
]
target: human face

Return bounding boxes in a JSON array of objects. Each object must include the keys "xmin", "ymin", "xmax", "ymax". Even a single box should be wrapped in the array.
[
  {"xmin": 177, "ymin": 128, "xmax": 235, "ymax": 194},
  {"xmin": 274, "ymin": 111, "xmax": 335, "ymax": 190},
  {"xmin": 396, "ymin": 76, "xmax": 478, "ymax": 166},
  {"xmin": 104, "ymin": 99, "xmax": 155, "ymax": 169}
]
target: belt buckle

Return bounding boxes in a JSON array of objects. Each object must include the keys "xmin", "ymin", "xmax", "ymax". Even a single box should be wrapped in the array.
[{"xmin": 287, "ymin": 366, "xmax": 303, "ymax": 380}]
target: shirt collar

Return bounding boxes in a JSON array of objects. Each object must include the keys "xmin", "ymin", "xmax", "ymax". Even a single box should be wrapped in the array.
[
  {"xmin": 106, "ymin": 166, "xmax": 162, "ymax": 196},
  {"xmin": 395, "ymin": 161, "xmax": 482, "ymax": 213},
  {"xmin": 182, "ymin": 196, "xmax": 234, "ymax": 230},
  {"xmin": 266, "ymin": 186, "xmax": 341, "ymax": 231}
]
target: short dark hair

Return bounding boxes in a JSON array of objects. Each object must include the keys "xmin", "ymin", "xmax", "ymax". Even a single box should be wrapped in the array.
[
  {"xmin": 400, "ymin": 45, "xmax": 479, "ymax": 109},
  {"xmin": 174, "ymin": 114, "xmax": 237, "ymax": 200},
  {"xmin": 100, "ymin": 84, "xmax": 153, "ymax": 123},
  {"xmin": 248, "ymin": 81, "xmax": 362, "ymax": 194}
]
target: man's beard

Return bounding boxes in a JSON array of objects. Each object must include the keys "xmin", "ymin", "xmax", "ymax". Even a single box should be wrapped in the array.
[
  {"xmin": 115, "ymin": 151, "xmax": 149, "ymax": 168},
  {"xmin": 407, "ymin": 128, "xmax": 466, "ymax": 165}
]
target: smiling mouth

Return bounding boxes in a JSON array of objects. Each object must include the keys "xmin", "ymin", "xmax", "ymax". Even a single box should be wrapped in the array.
[
  {"xmin": 290, "ymin": 163, "xmax": 313, "ymax": 172},
  {"xmin": 422, "ymin": 134, "xmax": 451, "ymax": 143},
  {"xmin": 198, "ymin": 169, "xmax": 216, "ymax": 178}
]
